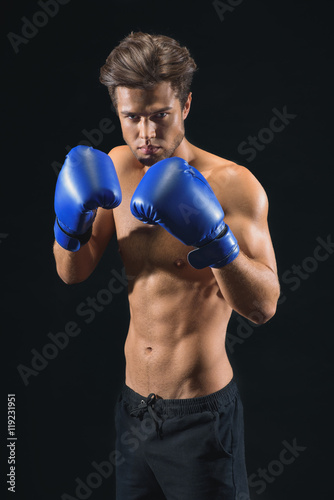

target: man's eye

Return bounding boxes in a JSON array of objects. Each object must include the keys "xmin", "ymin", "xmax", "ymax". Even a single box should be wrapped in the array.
[
  {"xmin": 127, "ymin": 115, "xmax": 138, "ymax": 120},
  {"xmin": 156, "ymin": 112, "xmax": 167, "ymax": 118}
]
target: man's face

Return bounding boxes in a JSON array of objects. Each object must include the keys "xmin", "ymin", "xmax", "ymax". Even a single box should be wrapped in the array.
[{"xmin": 116, "ymin": 81, "xmax": 191, "ymax": 166}]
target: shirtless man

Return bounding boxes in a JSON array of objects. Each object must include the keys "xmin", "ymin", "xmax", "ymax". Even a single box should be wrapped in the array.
[{"xmin": 53, "ymin": 32, "xmax": 280, "ymax": 500}]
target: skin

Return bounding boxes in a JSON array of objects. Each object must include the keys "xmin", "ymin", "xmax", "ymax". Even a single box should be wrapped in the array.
[{"xmin": 53, "ymin": 81, "xmax": 280, "ymax": 399}]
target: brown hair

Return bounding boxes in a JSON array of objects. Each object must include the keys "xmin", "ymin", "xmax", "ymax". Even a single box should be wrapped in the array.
[{"xmin": 99, "ymin": 32, "xmax": 197, "ymax": 111}]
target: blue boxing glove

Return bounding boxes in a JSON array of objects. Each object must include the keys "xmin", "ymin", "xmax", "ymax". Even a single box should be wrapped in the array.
[
  {"xmin": 54, "ymin": 145, "xmax": 122, "ymax": 252},
  {"xmin": 130, "ymin": 157, "xmax": 239, "ymax": 269}
]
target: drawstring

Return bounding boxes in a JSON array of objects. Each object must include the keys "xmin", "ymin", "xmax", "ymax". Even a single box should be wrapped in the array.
[{"xmin": 130, "ymin": 393, "xmax": 164, "ymax": 439}]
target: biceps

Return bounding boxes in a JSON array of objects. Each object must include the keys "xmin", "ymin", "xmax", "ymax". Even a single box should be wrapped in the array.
[{"xmin": 226, "ymin": 214, "xmax": 277, "ymax": 273}]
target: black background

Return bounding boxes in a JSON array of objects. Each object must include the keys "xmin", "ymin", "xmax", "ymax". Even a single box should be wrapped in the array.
[{"xmin": 2, "ymin": 0, "xmax": 333, "ymax": 499}]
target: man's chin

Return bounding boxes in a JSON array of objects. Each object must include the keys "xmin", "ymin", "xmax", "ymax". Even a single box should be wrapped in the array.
[
  {"xmin": 136, "ymin": 151, "xmax": 167, "ymax": 167},
  {"xmin": 137, "ymin": 156, "xmax": 157, "ymax": 167}
]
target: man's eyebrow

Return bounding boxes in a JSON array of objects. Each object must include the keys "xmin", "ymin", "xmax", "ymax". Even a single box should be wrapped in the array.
[{"xmin": 120, "ymin": 107, "xmax": 173, "ymax": 116}]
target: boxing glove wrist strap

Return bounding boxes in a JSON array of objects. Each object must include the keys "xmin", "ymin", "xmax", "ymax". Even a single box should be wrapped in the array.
[
  {"xmin": 54, "ymin": 217, "xmax": 92, "ymax": 252},
  {"xmin": 187, "ymin": 224, "xmax": 239, "ymax": 269}
]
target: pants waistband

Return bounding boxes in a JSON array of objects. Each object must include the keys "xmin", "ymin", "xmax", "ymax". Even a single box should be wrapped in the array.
[{"xmin": 121, "ymin": 378, "xmax": 238, "ymax": 417}]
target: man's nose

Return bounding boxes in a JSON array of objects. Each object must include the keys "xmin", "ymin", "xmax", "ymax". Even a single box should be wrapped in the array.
[{"xmin": 139, "ymin": 118, "xmax": 156, "ymax": 140}]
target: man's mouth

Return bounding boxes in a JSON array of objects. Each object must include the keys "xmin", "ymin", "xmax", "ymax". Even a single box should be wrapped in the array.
[{"xmin": 138, "ymin": 146, "xmax": 161, "ymax": 155}]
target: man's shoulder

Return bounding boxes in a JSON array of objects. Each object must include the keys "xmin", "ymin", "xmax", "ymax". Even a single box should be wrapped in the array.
[
  {"xmin": 107, "ymin": 145, "xmax": 136, "ymax": 171},
  {"xmin": 108, "ymin": 144, "xmax": 132, "ymax": 158},
  {"xmin": 191, "ymin": 146, "xmax": 253, "ymax": 185},
  {"xmin": 193, "ymin": 146, "xmax": 268, "ymax": 215}
]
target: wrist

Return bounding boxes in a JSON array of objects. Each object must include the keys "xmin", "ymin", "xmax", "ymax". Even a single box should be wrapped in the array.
[
  {"xmin": 187, "ymin": 224, "xmax": 239, "ymax": 269},
  {"xmin": 54, "ymin": 217, "xmax": 92, "ymax": 252}
]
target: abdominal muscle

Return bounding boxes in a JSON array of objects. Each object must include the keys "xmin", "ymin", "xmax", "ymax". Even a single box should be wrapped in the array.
[{"xmin": 124, "ymin": 264, "xmax": 234, "ymax": 399}]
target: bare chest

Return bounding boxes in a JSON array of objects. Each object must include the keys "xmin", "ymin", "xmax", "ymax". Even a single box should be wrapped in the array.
[{"xmin": 113, "ymin": 173, "xmax": 197, "ymax": 277}]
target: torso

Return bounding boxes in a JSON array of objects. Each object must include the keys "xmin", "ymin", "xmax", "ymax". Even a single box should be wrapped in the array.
[{"xmin": 110, "ymin": 143, "xmax": 239, "ymax": 399}]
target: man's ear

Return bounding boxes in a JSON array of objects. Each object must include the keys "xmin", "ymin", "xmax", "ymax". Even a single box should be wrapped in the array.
[{"xmin": 183, "ymin": 92, "xmax": 192, "ymax": 120}]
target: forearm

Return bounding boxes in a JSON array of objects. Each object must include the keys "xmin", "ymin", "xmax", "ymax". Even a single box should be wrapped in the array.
[
  {"xmin": 53, "ymin": 240, "xmax": 97, "ymax": 284},
  {"xmin": 212, "ymin": 250, "xmax": 280, "ymax": 324}
]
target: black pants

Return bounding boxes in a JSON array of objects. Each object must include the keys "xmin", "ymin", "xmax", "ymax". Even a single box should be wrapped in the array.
[{"xmin": 114, "ymin": 378, "xmax": 250, "ymax": 499}]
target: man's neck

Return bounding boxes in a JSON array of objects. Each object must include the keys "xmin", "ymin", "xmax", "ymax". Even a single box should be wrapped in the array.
[{"xmin": 171, "ymin": 137, "xmax": 195, "ymax": 164}]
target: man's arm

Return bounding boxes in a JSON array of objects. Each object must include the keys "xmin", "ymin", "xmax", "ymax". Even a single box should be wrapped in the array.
[
  {"xmin": 212, "ymin": 167, "xmax": 280, "ymax": 324},
  {"xmin": 129, "ymin": 156, "xmax": 280, "ymax": 323},
  {"xmin": 53, "ymin": 207, "xmax": 116, "ymax": 284},
  {"xmin": 53, "ymin": 146, "xmax": 121, "ymax": 284}
]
